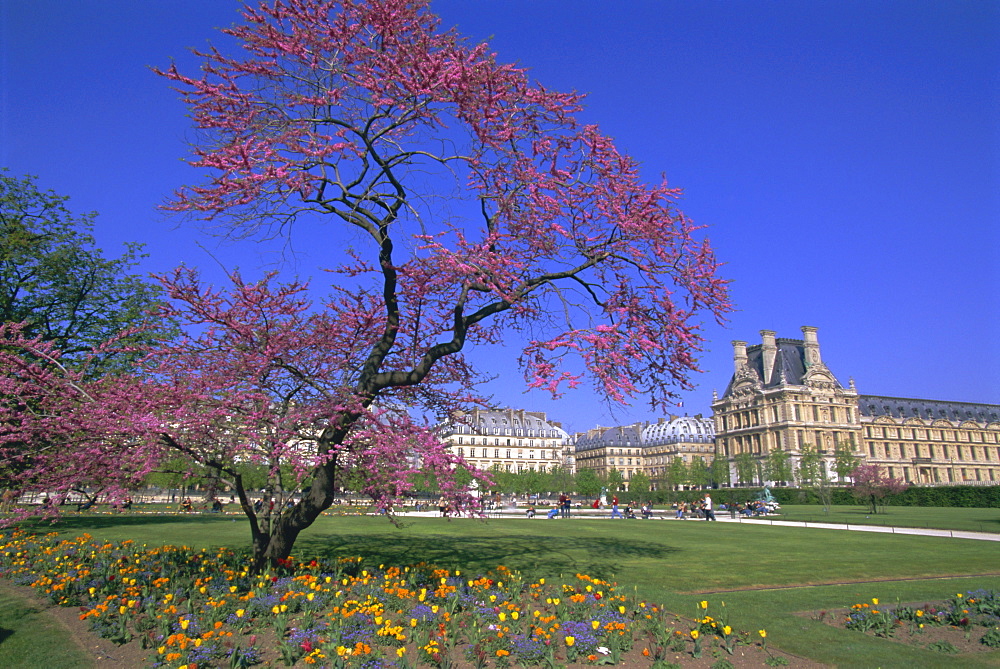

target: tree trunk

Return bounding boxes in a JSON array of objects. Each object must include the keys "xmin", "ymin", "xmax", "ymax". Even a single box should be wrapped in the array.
[{"xmin": 246, "ymin": 457, "xmax": 339, "ymax": 574}]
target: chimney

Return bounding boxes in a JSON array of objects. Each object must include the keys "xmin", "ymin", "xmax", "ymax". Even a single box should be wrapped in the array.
[
  {"xmin": 760, "ymin": 330, "xmax": 776, "ymax": 385},
  {"xmin": 802, "ymin": 326, "xmax": 821, "ymax": 367},
  {"xmin": 732, "ymin": 340, "xmax": 748, "ymax": 373}
]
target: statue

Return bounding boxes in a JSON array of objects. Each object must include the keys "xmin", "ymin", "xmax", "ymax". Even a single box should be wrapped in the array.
[{"xmin": 757, "ymin": 486, "xmax": 776, "ymax": 503}]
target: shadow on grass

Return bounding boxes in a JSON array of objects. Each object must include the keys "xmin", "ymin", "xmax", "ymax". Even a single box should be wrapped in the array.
[
  {"xmin": 296, "ymin": 531, "xmax": 678, "ymax": 582},
  {"xmin": 15, "ymin": 513, "xmax": 237, "ymax": 532}
]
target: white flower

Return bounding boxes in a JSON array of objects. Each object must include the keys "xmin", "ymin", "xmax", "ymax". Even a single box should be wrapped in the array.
[{"xmin": 597, "ymin": 647, "xmax": 611, "ymax": 655}]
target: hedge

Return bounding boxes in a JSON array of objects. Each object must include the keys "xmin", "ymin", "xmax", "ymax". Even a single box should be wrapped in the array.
[{"xmin": 761, "ymin": 485, "xmax": 1000, "ymax": 508}]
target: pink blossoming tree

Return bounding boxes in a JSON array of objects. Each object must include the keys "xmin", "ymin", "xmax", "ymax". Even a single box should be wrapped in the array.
[
  {"xmin": 2, "ymin": 0, "xmax": 729, "ymax": 570},
  {"xmin": 850, "ymin": 464, "xmax": 909, "ymax": 514}
]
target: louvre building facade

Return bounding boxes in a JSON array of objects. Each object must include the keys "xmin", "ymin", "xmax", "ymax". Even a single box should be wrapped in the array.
[
  {"xmin": 711, "ymin": 326, "xmax": 1000, "ymax": 486},
  {"xmin": 573, "ymin": 414, "xmax": 717, "ymax": 483}
]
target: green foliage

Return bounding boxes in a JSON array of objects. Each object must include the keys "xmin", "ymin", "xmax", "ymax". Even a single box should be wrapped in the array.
[
  {"xmin": 764, "ymin": 450, "xmax": 793, "ymax": 485},
  {"xmin": 709, "ymin": 457, "xmax": 730, "ymax": 488},
  {"xmin": 607, "ymin": 468, "xmax": 625, "ymax": 493},
  {"xmin": 733, "ymin": 452, "xmax": 755, "ymax": 485},
  {"xmin": 832, "ymin": 441, "xmax": 861, "ymax": 482},
  {"xmin": 981, "ymin": 626, "xmax": 1000, "ymax": 648},
  {"xmin": 667, "ymin": 456, "xmax": 689, "ymax": 489},
  {"xmin": 0, "ymin": 171, "xmax": 168, "ymax": 376},
  {"xmin": 548, "ymin": 465, "xmax": 576, "ymax": 495},
  {"xmin": 574, "ymin": 468, "xmax": 604, "ymax": 497},
  {"xmin": 688, "ymin": 456, "xmax": 710, "ymax": 489},
  {"xmin": 796, "ymin": 444, "xmax": 833, "ymax": 511},
  {"xmin": 925, "ymin": 640, "xmax": 959, "ymax": 653},
  {"xmin": 629, "ymin": 470, "xmax": 651, "ymax": 495}
]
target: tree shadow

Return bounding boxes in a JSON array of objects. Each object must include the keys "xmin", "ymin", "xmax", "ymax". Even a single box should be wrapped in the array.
[
  {"xmin": 14, "ymin": 513, "xmax": 237, "ymax": 532},
  {"xmin": 296, "ymin": 530, "xmax": 680, "ymax": 582}
]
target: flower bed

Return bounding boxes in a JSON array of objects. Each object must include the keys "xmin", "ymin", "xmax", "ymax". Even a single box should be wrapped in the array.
[
  {"xmin": 0, "ymin": 530, "xmax": 806, "ymax": 668},
  {"xmin": 813, "ymin": 590, "xmax": 1000, "ymax": 657}
]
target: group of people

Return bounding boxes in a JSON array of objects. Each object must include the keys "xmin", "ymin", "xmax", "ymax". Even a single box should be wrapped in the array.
[
  {"xmin": 607, "ymin": 495, "xmax": 655, "ymax": 519},
  {"xmin": 671, "ymin": 494, "xmax": 717, "ymax": 521},
  {"xmin": 735, "ymin": 499, "xmax": 775, "ymax": 517}
]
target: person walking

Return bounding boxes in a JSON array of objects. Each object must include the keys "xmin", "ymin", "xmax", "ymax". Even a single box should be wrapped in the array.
[
  {"xmin": 610, "ymin": 494, "xmax": 623, "ymax": 518},
  {"xmin": 703, "ymin": 493, "xmax": 716, "ymax": 521}
]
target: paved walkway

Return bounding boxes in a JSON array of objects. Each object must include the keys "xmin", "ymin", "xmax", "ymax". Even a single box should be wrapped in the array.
[{"xmin": 402, "ymin": 509, "xmax": 1000, "ymax": 542}]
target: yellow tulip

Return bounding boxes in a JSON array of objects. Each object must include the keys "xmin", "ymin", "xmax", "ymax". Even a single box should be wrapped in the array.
[
  {"xmin": 690, "ymin": 630, "xmax": 700, "ymax": 639},
  {"xmin": 565, "ymin": 636, "xmax": 575, "ymax": 647},
  {"xmin": 758, "ymin": 629, "xmax": 767, "ymax": 638},
  {"xmin": 700, "ymin": 600, "xmax": 709, "ymax": 609}
]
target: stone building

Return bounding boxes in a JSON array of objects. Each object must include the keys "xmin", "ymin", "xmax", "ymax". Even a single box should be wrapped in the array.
[
  {"xmin": 573, "ymin": 414, "xmax": 716, "ymax": 489},
  {"xmin": 858, "ymin": 396, "xmax": 1000, "ymax": 485},
  {"xmin": 712, "ymin": 326, "xmax": 1000, "ymax": 486},
  {"xmin": 439, "ymin": 407, "xmax": 572, "ymax": 473}
]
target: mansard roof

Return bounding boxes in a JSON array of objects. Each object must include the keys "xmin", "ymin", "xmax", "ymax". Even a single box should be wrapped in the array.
[
  {"xmin": 722, "ymin": 338, "xmax": 843, "ymax": 397},
  {"xmin": 442, "ymin": 407, "xmax": 569, "ymax": 438},
  {"xmin": 574, "ymin": 415, "xmax": 715, "ymax": 452},
  {"xmin": 858, "ymin": 395, "xmax": 1000, "ymax": 424}
]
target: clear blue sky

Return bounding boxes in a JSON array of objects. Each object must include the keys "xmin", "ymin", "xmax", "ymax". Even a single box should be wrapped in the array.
[{"xmin": 3, "ymin": 0, "xmax": 998, "ymax": 433}]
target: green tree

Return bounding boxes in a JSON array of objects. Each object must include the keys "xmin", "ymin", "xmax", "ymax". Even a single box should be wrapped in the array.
[
  {"xmin": 667, "ymin": 456, "xmax": 689, "ymax": 490},
  {"xmin": 486, "ymin": 465, "xmax": 516, "ymax": 496},
  {"xmin": 796, "ymin": 444, "xmax": 833, "ymax": 511},
  {"xmin": 0, "ymin": 171, "xmax": 167, "ymax": 375},
  {"xmin": 629, "ymin": 471, "xmax": 651, "ymax": 497},
  {"xmin": 709, "ymin": 457, "xmax": 730, "ymax": 488},
  {"xmin": 574, "ymin": 468, "xmax": 604, "ymax": 498},
  {"xmin": 548, "ymin": 465, "xmax": 576, "ymax": 496},
  {"xmin": 606, "ymin": 468, "xmax": 626, "ymax": 493},
  {"xmin": 765, "ymin": 449, "xmax": 793, "ymax": 485},
  {"xmin": 733, "ymin": 452, "xmax": 756, "ymax": 486},
  {"xmin": 833, "ymin": 441, "xmax": 862, "ymax": 483},
  {"xmin": 688, "ymin": 456, "xmax": 710, "ymax": 489}
]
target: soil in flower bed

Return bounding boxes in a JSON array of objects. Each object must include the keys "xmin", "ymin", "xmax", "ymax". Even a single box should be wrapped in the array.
[{"xmin": 3, "ymin": 579, "xmax": 822, "ymax": 668}]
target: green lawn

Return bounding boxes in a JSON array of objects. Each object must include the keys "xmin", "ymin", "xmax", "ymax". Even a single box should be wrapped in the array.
[
  {"xmin": 0, "ymin": 585, "xmax": 93, "ymax": 669},
  {"xmin": 7, "ymin": 509, "xmax": 1000, "ymax": 667},
  {"xmin": 768, "ymin": 503, "xmax": 1000, "ymax": 534}
]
